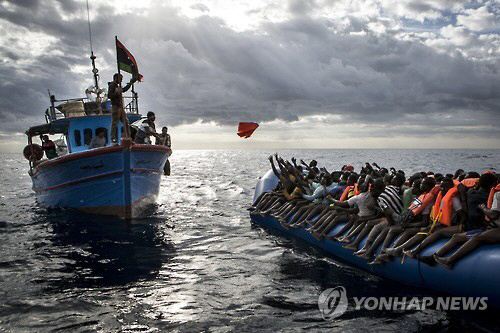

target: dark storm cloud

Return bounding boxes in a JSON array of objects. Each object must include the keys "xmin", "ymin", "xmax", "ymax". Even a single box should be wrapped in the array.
[
  {"xmin": 0, "ymin": 1, "xmax": 499, "ymax": 143},
  {"xmin": 4, "ymin": 0, "xmax": 40, "ymax": 10}
]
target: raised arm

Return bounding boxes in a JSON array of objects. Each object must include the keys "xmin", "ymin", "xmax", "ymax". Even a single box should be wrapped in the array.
[{"xmin": 269, "ymin": 155, "xmax": 280, "ymax": 177}]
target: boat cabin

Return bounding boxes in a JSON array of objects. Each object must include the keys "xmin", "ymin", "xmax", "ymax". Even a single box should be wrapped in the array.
[{"xmin": 26, "ymin": 96, "xmax": 141, "ymax": 154}]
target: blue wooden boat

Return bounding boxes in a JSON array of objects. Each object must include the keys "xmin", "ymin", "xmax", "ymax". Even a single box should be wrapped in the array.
[
  {"xmin": 24, "ymin": 54, "xmax": 170, "ymax": 219},
  {"xmin": 251, "ymin": 170, "xmax": 500, "ymax": 307}
]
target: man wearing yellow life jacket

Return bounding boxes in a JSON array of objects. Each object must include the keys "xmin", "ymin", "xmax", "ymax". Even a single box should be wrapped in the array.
[{"xmin": 401, "ymin": 177, "xmax": 466, "ymax": 258}]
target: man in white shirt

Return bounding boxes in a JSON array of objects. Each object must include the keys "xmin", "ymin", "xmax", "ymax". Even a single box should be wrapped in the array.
[{"xmin": 88, "ymin": 129, "xmax": 107, "ymax": 149}]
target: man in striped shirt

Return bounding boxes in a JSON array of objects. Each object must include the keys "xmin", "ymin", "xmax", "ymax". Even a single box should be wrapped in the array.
[
  {"xmin": 377, "ymin": 177, "xmax": 404, "ymax": 215},
  {"xmin": 344, "ymin": 173, "xmax": 405, "ymax": 252}
]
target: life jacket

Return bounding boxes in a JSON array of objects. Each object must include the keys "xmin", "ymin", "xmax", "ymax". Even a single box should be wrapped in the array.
[
  {"xmin": 408, "ymin": 187, "xmax": 439, "ymax": 216},
  {"xmin": 339, "ymin": 185, "xmax": 354, "ymax": 202},
  {"xmin": 461, "ymin": 178, "xmax": 479, "ymax": 189},
  {"xmin": 485, "ymin": 184, "xmax": 500, "ymax": 221},
  {"xmin": 453, "ymin": 179, "xmax": 460, "ymax": 186},
  {"xmin": 431, "ymin": 187, "xmax": 459, "ymax": 227},
  {"xmin": 487, "ymin": 184, "xmax": 500, "ymax": 209}
]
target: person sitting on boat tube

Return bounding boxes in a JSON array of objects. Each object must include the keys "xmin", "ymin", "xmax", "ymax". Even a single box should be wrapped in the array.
[
  {"xmin": 108, "ymin": 73, "xmax": 136, "ymax": 144},
  {"xmin": 383, "ymin": 177, "xmax": 465, "ymax": 259},
  {"xmin": 354, "ymin": 177, "xmax": 425, "ymax": 261},
  {"xmin": 331, "ymin": 177, "xmax": 385, "ymax": 242},
  {"xmin": 367, "ymin": 176, "xmax": 438, "ymax": 264},
  {"xmin": 343, "ymin": 172, "xmax": 405, "ymax": 251},
  {"xmin": 134, "ymin": 111, "xmax": 161, "ymax": 144},
  {"xmin": 417, "ymin": 172, "xmax": 498, "ymax": 267},
  {"xmin": 254, "ymin": 154, "xmax": 310, "ymax": 218},
  {"xmin": 88, "ymin": 128, "xmax": 107, "ymax": 149},
  {"xmin": 40, "ymin": 135, "xmax": 58, "ymax": 159}
]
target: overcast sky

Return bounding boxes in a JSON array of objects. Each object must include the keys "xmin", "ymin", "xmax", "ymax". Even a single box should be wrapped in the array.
[{"xmin": 0, "ymin": 0, "xmax": 499, "ymax": 151}]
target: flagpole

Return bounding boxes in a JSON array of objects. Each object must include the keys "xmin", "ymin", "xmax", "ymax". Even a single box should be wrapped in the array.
[{"xmin": 116, "ymin": 35, "xmax": 130, "ymax": 140}]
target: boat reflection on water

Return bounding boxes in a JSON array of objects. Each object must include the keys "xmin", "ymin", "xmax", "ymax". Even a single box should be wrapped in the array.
[{"xmin": 37, "ymin": 209, "xmax": 175, "ymax": 290}]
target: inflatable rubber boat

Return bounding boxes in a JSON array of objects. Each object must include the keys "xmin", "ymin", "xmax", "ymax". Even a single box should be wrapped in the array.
[{"xmin": 250, "ymin": 169, "xmax": 500, "ymax": 308}]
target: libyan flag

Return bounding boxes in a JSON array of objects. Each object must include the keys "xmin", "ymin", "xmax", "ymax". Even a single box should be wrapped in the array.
[{"xmin": 116, "ymin": 37, "xmax": 143, "ymax": 82}]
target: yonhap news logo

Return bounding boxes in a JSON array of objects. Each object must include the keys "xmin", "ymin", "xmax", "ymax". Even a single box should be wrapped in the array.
[
  {"xmin": 318, "ymin": 286, "xmax": 488, "ymax": 320},
  {"xmin": 318, "ymin": 286, "xmax": 348, "ymax": 320}
]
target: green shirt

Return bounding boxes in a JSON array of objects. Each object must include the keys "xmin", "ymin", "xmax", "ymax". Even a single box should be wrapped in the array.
[{"xmin": 402, "ymin": 188, "xmax": 417, "ymax": 211}]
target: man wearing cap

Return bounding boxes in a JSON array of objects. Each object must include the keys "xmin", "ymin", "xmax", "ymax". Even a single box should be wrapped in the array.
[{"xmin": 108, "ymin": 73, "xmax": 136, "ymax": 144}]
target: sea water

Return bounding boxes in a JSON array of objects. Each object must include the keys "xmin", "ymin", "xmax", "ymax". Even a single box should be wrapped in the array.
[{"xmin": 0, "ymin": 149, "xmax": 499, "ymax": 332}]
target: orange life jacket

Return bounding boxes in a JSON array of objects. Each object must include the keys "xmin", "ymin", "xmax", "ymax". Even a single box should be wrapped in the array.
[
  {"xmin": 453, "ymin": 179, "xmax": 460, "ymax": 186},
  {"xmin": 339, "ymin": 185, "xmax": 354, "ymax": 202},
  {"xmin": 487, "ymin": 184, "xmax": 500, "ymax": 209},
  {"xmin": 408, "ymin": 187, "xmax": 438, "ymax": 216},
  {"xmin": 431, "ymin": 187, "xmax": 459, "ymax": 227},
  {"xmin": 485, "ymin": 184, "xmax": 500, "ymax": 221},
  {"xmin": 461, "ymin": 178, "xmax": 479, "ymax": 189}
]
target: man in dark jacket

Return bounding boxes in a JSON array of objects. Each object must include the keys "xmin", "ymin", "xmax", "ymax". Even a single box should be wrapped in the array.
[{"xmin": 108, "ymin": 73, "xmax": 136, "ymax": 143}]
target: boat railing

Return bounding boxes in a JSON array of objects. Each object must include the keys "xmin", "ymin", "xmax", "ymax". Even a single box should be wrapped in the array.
[
  {"xmin": 46, "ymin": 95, "xmax": 139, "ymax": 123},
  {"xmin": 123, "ymin": 94, "xmax": 139, "ymax": 114}
]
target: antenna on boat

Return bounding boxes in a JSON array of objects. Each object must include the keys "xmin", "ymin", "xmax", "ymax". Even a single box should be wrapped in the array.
[{"xmin": 86, "ymin": 0, "xmax": 104, "ymax": 114}]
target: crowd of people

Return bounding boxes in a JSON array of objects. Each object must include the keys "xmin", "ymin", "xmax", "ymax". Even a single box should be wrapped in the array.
[{"xmin": 249, "ymin": 154, "xmax": 500, "ymax": 268}]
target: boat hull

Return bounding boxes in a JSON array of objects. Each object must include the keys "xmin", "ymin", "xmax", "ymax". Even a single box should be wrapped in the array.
[{"xmin": 31, "ymin": 143, "xmax": 169, "ymax": 219}]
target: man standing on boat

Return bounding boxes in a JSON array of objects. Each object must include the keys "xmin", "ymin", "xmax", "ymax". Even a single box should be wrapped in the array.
[
  {"xmin": 108, "ymin": 73, "xmax": 136, "ymax": 144},
  {"xmin": 156, "ymin": 126, "xmax": 171, "ymax": 176}
]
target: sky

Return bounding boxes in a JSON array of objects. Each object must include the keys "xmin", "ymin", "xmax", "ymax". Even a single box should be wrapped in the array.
[{"xmin": 0, "ymin": 0, "xmax": 499, "ymax": 152}]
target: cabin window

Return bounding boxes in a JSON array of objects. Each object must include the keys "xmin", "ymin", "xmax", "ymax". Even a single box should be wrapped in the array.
[
  {"xmin": 83, "ymin": 128, "xmax": 93, "ymax": 145},
  {"xmin": 95, "ymin": 127, "xmax": 108, "ymax": 144},
  {"xmin": 74, "ymin": 130, "xmax": 81, "ymax": 146}
]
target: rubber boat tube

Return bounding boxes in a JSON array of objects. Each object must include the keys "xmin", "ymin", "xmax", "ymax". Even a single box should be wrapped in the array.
[{"xmin": 250, "ymin": 170, "xmax": 500, "ymax": 307}]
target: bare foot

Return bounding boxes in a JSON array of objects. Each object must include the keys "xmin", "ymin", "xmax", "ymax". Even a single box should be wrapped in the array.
[
  {"xmin": 343, "ymin": 243, "xmax": 358, "ymax": 250},
  {"xmin": 354, "ymin": 248, "xmax": 367, "ymax": 256},
  {"xmin": 402, "ymin": 249, "xmax": 417, "ymax": 258},
  {"xmin": 433, "ymin": 254, "xmax": 453, "ymax": 269}
]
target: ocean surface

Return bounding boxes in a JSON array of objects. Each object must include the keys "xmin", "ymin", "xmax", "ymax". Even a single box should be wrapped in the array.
[{"xmin": 1, "ymin": 149, "xmax": 499, "ymax": 333}]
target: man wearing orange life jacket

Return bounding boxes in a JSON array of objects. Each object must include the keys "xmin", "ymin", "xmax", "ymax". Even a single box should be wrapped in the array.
[
  {"xmin": 401, "ymin": 177, "xmax": 467, "ymax": 258},
  {"xmin": 417, "ymin": 173, "xmax": 498, "ymax": 267},
  {"xmin": 455, "ymin": 172, "xmax": 480, "ymax": 216},
  {"xmin": 370, "ymin": 177, "xmax": 439, "ymax": 263},
  {"xmin": 383, "ymin": 178, "xmax": 461, "ymax": 258},
  {"xmin": 434, "ymin": 180, "xmax": 500, "ymax": 269}
]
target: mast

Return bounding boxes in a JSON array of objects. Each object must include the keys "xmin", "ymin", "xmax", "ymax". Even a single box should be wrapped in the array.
[{"xmin": 87, "ymin": 0, "xmax": 102, "ymax": 114}]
